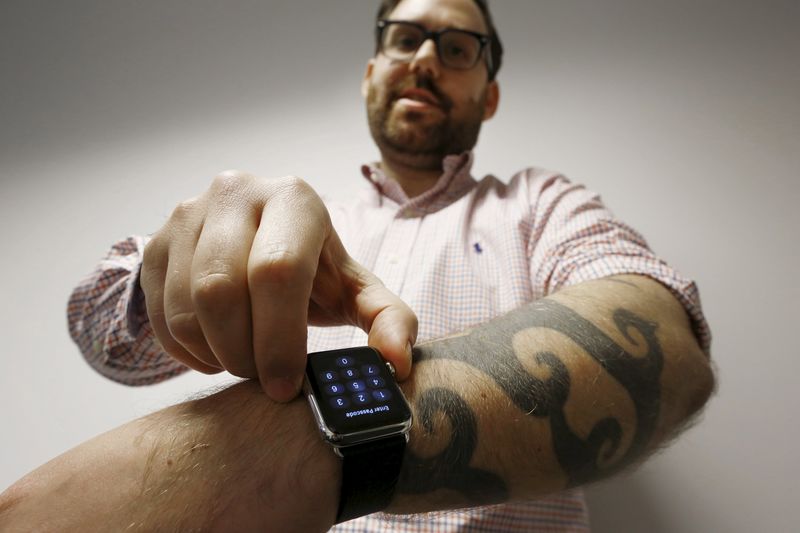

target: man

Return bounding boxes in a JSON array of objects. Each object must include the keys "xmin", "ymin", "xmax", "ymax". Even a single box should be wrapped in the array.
[{"xmin": 0, "ymin": 0, "xmax": 714, "ymax": 531}]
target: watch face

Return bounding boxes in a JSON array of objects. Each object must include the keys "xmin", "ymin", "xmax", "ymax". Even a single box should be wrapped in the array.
[{"xmin": 305, "ymin": 347, "xmax": 412, "ymax": 442}]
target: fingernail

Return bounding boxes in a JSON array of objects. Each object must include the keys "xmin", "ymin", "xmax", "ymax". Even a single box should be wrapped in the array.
[{"xmin": 266, "ymin": 377, "xmax": 300, "ymax": 402}]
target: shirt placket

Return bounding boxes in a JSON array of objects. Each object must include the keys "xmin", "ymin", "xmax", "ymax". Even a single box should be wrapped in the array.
[{"xmin": 371, "ymin": 213, "xmax": 421, "ymax": 299}]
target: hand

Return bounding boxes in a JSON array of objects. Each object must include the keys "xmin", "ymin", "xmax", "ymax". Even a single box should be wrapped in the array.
[{"xmin": 140, "ymin": 171, "xmax": 418, "ymax": 401}]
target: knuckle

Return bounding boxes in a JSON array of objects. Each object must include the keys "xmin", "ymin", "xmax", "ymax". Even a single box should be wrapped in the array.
[
  {"xmin": 191, "ymin": 272, "xmax": 238, "ymax": 310},
  {"xmin": 166, "ymin": 311, "xmax": 202, "ymax": 344},
  {"xmin": 217, "ymin": 169, "xmax": 251, "ymax": 181},
  {"xmin": 212, "ymin": 170, "xmax": 253, "ymax": 194},
  {"xmin": 141, "ymin": 239, "xmax": 164, "ymax": 274},
  {"xmin": 272, "ymin": 176, "xmax": 328, "ymax": 218},
  {"xmin": 249, "ymin": 248, "xmax": 315, "ymax": 287},
  {"xmin": 273, "ymin": 175, "xmax": 307, "ymax": 190},
  {"xmin": 170, "ymin": 198, "xmax": 200, "ymax": 221},
  {"xmin": 272, "ymin": 176, "xmax": 317, "ymax": 201}
]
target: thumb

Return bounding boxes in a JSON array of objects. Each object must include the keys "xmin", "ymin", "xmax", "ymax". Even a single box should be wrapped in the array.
[{"xmin": 352, "ymin": 274, "xmax": 418, "ymax": 381}]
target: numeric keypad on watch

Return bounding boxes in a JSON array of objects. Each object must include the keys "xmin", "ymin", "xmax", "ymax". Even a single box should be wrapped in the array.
[{"xmin": 320, "ymin": 356, "xmax": 393, "ymax": 409}]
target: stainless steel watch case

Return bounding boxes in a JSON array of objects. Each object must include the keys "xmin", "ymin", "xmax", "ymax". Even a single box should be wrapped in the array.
[{"xmin": 303, "ymin": 360, "xmax": 412, "ymax": 456}]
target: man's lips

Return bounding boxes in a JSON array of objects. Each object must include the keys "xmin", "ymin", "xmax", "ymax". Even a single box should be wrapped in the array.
[{"xmin": 395, "ymin": 88, "xmax": 442, "ymax": 110}]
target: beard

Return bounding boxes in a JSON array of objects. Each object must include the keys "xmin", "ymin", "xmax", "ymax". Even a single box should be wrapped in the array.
[{"xmin": 366, "ymin": 75, "xmax": 487, "ymax": 170}]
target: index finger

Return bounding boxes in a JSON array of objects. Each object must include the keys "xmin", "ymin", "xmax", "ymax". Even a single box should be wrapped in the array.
[{"xmin": 247, "ymin": 182, "xmax": 328, "ymax": 402}]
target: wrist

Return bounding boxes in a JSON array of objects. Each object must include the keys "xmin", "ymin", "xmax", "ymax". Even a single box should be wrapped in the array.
[{"xmin": 184, "ymin": 381, "xmax": 340, "ymax": 532}]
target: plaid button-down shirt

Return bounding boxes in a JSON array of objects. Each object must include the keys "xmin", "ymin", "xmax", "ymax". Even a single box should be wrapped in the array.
[{"xmin": 68, "ymin": 152, "xmax": 710, "ymax": 532}]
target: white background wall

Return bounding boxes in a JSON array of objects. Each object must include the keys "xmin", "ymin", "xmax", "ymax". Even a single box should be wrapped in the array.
[{"xmin": 1, "ymin": 1, "xmax": 798, "ymax": 531}]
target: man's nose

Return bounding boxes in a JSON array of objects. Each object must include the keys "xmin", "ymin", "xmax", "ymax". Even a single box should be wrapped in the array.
[{"xmin": 409, "ymin": 39, "xmax": 440, "ymax": 78}]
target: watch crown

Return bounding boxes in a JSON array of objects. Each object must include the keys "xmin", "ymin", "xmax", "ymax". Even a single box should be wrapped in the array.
[{"xmin": 385, "ymin": 360, "xmax": 396, "ymax": 378}]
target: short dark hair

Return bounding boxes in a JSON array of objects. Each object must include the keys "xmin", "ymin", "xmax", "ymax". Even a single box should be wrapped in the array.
[{"xmin": 375, "ymin": 0, "xmax": 504, "ymax": 80}]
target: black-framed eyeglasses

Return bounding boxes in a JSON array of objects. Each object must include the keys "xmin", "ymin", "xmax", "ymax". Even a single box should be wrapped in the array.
[{"xmin": 376, "ymin": 19, "xmax": 492, "ymax": 73}]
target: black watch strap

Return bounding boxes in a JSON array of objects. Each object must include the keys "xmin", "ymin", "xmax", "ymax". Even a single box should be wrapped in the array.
[{"xmin": 335, "ymin": 435, "xmax": 407, "ymax": 523}]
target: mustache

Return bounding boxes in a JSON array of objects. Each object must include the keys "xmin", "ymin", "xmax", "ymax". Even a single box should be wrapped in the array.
[{"xmin": 391, "ymin": 75, "xmax": 453, "ymax": 112}]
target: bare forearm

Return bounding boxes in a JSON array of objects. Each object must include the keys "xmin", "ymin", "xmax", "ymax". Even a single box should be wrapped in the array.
[
  {"xmin": 0, "ymin": 382, "xmax": 339, "ymax": 532},
  {"xmin": 389, "ymin": 274, "xmax": 715, "ymax": 513}
]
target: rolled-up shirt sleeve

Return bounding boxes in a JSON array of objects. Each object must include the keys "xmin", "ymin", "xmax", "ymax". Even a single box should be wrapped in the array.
[
  {"xmin": 526, "ymin": 171, "xmax": 711, "ymax": 353},
  {"xmin": 67, "ymin": 235, "xmax": 189, "ymax": 385}
]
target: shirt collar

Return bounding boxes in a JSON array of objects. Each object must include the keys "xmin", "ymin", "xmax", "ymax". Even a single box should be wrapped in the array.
[{"xmin": 360, "ymin": 152, "xmax": 477, "ymax": 217}]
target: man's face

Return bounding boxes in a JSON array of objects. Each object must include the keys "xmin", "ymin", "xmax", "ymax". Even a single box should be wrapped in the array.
[{"xmin": 362, "ymin": 0, "xmax": 499, "ymax": 169}]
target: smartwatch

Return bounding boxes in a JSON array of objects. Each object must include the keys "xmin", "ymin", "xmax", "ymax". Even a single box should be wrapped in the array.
[{"xmin": 304, "ymin": 346, "xmax": 413, "ymax": 523}]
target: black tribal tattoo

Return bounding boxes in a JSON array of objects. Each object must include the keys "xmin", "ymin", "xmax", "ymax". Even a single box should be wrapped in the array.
[{"xmin": 398, "ymin": 298, "xmax": 663, "ymax": 500}]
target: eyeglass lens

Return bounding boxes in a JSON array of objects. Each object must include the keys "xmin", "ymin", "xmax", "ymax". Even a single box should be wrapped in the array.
[{"xmin": 382, "ymin": 22, "xmax": 482, "ymax": 69}]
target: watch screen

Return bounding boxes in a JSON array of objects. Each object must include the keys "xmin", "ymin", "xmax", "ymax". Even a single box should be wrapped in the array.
[{"xmin": 306, "ymin": 347, "xmax": 412, "ymax": 436}]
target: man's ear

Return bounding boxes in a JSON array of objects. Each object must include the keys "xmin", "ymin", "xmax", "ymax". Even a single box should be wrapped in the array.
[
  {"xmin": 361, "ymin": 59, "xmax": 375, "ymax": 98},
  {"xmin": 482, "ymin": 80, "xmax": 500, "ymax": 121}
]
